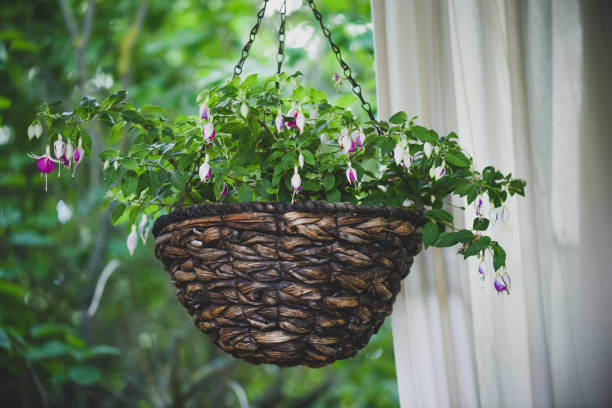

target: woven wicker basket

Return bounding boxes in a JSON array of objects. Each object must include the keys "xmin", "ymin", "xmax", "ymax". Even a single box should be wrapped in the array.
[{"xmin": 152, "ymin": 201, "xmax": 424, "ymax": 367}]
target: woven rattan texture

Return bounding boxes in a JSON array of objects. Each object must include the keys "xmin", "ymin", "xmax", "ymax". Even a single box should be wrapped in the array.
[{"xmin": 153, "ymin": 201, "xmax": 424, "ymax": 367}]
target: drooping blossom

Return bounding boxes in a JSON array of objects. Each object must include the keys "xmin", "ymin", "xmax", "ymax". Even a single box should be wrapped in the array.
[
  {"xmin": 476, "ymin": 197, "xmax": 484, "ymax": 217},
  {"xmin": 72, "ymin": 137, "xmax": 85, "ymax": 177},
  {"xmin": 339, "ymin": 128, "xmax": 355, "ymax": 154},
  {"xmin": 64, "ymin": 141, "xmax": 74, "ymax": 169},
  {"xmin": 346, "ymin": 162, "xmax": 357, "ymax": 185},
  {"xmin": 203, "ymin": 121, "xmax": 215, "ymax": 144},
  {"xmin": 491, "ymin": 206, "xmax": 510, "ymax": 224},
  {"xmin": 275, "ymin": 112, "xmax": 285, "ymax": 132},
  {"xmin": 27, "ymin": 145, "xmax": 60, "ymax": 191},
  {"xmin": 295, "ymin": 110, "xmax": 306, "ymax": 134},
  {"xmin": 127, "ymin": 224, "xmax": 138, "ymax": 256},
  {"xmin": 199, "ymin": 103, "xmax": 210, "ymax": 121},
  {"xmin": 138, "ymin": 214, "xmax": 151, "ymax": 244},
  {"xmin": 494, "ymin": 271, "xmax": 511, "ymax": 294},
  {"xmin": 103, "ymin": 160, "xmax": 110, "ymax": 170},
  {"xmin": 220, "ymin": 182, "xmax": 228, "ymax": 198},
  {"xmin": 27, "ymin": 122, "xmax": 43, "ymax": 140},
  {"xmin": 199, "ymin": 154, "xmax": 212, "ymax": 182},
  {"xmin": 423, "ymin": 142, "xmax": 434, "ymax": 158},
  {"xmin": 332, "ymin": 73, "xmax": 342, "ymax": 88},
  {"xmin": 429, "ymin": 161, "xmax": 446, "ymax": 180},
  {"xmin": 291, "ymin": 165, "xmax": 301, "ymax": 192},
  {"xmin": 352, "ymin": 127, "xmax": 366, "ymax": 148},
  {"xmin": 287, "ymin": 103, "xmax": 298, "ymax": 118},
  {"xmin": 478, "ymin": 262, "xmax": 486, "ymax": 280},
  {"xmin": 240, "ymin": 103, "xmax": 249, "ymax": 118},
  {"xmin": 393, "ymin": 144, "xmax": 405, "ymax": 166},
  {"xmin": 113, "ymin": 160, "xmax": 120, "ymax": 170},
  {"xmin": 298, "ymin": 153, "xmax": 304, "ymax": 169},
  {"xmin": 54, "ymin": 134, "xmax": 66, "ymax": 175},
  {"xmin": 402, "ymin": 150, "xmax": 413, "ymax": 170}
]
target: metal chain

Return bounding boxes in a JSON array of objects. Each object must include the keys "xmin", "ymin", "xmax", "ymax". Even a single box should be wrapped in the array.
[
  {"xmin": 233, "ymin": 0, "xmax": 270, "ymax": 78},
  {"xmin": 306, "ymin": 0, "xmax": 381, "ymax": 134},
  {"xmin": 276, "ymin": 0, "xmax": 287, "ymax": 76}
]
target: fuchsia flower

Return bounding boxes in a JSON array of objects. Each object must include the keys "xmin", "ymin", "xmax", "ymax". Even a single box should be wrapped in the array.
[
  {"xmin": 199, "ymin": 154, "xmax": 212, "ymax": 182},
  {"xmin": 203, "ymin": 122, "xmax": 215, "ymax": 144},
  {"xmin": 275, "ymin": 111, "xmax": 285, "ymax": 132},
  {"xmin": 393, "ymin": 144, "xmax": 405, "ymax": 166},
  {"xmin": 476, "ymin": 197, "xmax": 484, "ymax": 217},
  {"xmin": 295, "ymin": 111, "xmax": 306, "ymax": 134},
  {"xmin": 352, "ymin": 128, "xmax": 366, "ymax": 148},
  {"xmin": 199, "ymin": 103, "xmax": 210, "ymax": 121},
  {"xmin": 478, "ymin": 262, "xmax": 486, "ymax": 280},
  {"xmin": 494, "ymin": 272, "xmax": 511, "ymax": 294},
  {"xmin": 402, "ymin": 151, "xmax": 413, "ymax": 169},
  {"xmin": 127, "ymin": 224, "xmax": 138, "ymax": 256},
  {"xmin": 240, "ymin": 103, "xmax": 249, "ymax": 118},
  {"xmin": 298, "ymin": 153, "xmax": 304, "ymax": 169},
  {"xmin": 220, "ymin": 182, "xmax": 228, "ymax": 198},
  {"xmin": 287, "ymin": 104, "xmax": 298, "ymax": 118},
  {"xmin": 53, "ymin": 134, "xmax": 66, "ymax": 176},
  {"xmin": 72, "ymin": 137, "xmax": 85, "ymax": 177},
  {"xmin": 339, "ymin": 128, "xmax": 355, "ymax": 154},
  {"xmin": 429, "ymin": 161, "xmax": 446, "ymax": 180},
  {"xmin": 423, "ymin": 142, "xmax": 434, "ymax": 158},
  {"xmin": 332, "ymin": 73, "xmax": 342, "ymax": 88},
  {"xmin": 138, "ymin": 214, "xmax": 151, "ymax": 244},
  {"xmin": 27, "ymin": 122, "xmax": 43, "ymax": 140},
  {"xmin": 64, "ymin": 141, "xmax": 74, "ymax": 169},
  {"xmin": 28, "ymin": 145, "xmax": 61, "ymax": 192},
  {"xmin": 291, "ymin": 166, "xmax": 301, "ymax": 192},
  {"xmin": 346, "ymin": 162, "xmax": 357, "ymax": 185}
]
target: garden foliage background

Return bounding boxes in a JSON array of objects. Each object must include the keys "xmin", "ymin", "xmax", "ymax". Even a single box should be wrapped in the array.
[{"xmin": 0, "ymin": 0, "xmax": 398, "ymax": 407}]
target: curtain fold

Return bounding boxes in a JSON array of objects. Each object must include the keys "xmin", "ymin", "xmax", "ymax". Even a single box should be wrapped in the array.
[{"xmin": 370, "ymin": 0, "xmax": 612, "ymax": 406}]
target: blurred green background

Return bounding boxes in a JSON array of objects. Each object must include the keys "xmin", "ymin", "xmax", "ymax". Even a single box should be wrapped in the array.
[{"xmin": 0, "ymin": 1, "xmax": 398, "ymax": 407}]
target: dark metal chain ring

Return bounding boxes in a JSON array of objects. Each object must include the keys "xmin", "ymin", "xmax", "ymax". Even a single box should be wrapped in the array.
[
  {"xmin": 306, "ymin": 0, "xmax": 380, "ymax": 132},
  {"xmin": 233, "ymin": 0, "xmax": 270, "ymax": 78},
  {"xmin": 276, "ymin": 0, "xmax": 287, "ymax": 75}
]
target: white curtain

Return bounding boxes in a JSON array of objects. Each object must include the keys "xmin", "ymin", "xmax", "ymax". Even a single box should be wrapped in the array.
[{"xmin": 370, "ymin": 0, "xmax": 612, "ymax": 407}]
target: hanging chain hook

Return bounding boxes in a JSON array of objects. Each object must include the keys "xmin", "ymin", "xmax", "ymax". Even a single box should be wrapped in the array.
[
  {"xmin": 233, "ymin": 0, "xmax": 270, "ymax": 78},
  {"xmin": 275, "ymin": 0, "xmax": 287, "ymax": 88},
  {"xmin": 305, "ymin": 0, "xmax": 381, "ymax": 135}
]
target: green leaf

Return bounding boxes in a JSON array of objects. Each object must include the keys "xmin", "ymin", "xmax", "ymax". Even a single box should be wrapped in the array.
[
  {"xmin": 26, "ymin": 340, "xmax": 71, "ymax": 360},
  {"xmin": 0, "ymin": 328, "xmax": 10, "ymax": 350},
  {"xmin": 310, "ymin": 88, "xmax": 327, "ymax": 103},
  {"xmin": 107, "ymin": 121, "xmax": 126, "ymax": 145},
  {"xmin": 463, "ymin": 236, "xmax": 492, "ymax": 259},
  {"xmin": 121, "ymin": 157, "xmax": 139, "ymax": 171},
  {"xmin": 322, "ymin": 174, "xmax": 335, "ymax": 191},
  {"xmin": 121, "ymin": 110, "xmax": 145, "ymax": 124},
  {"xmin": 508, "ymin": 179, "xmax": 526, "ymax": 196},
  {"xmin": 80, "ymin": 131, "xmax": 92, "ymax": 157},
  {"xmin": 301, "ymin": 150, "xmax": 315, "ymax": 166},
  {"xmin": 493, "ymin": 244, "xmax": 507, "ymax": 271},
  {"xmin": 434, "ymin": 230, "xmax": 473, "ymax": 247},
  {"xmin": 473, "ymin": 217, "xmax": 489, "ymax": 231},
  {"xmin": 111, "ymin": 204, "xmax": 126, "ymax": 225},
  {"xmin": 426, "ymin": 209, "xmax": 453, "ymax": 224},
  {"xmin": 326, "ymin": 188, "xmax": 341, "ymax": 202},
  {"xmin": 241, "ymin": 74, "xmax": 258, "ymax": 89},
  {"xmin": 68, "ymin": 365, "xmax": 101, "ymax": 386},
  {"xmin": 334, "ymin": 94, "xmax": 357, "ymax": 108},
  {"xmin": 237, "ymin": 184, "xmax": 253, "ymax": 202},
  {"xmin": 99, "ymin": 149, "xmax": 117, "ymax": 161},
  {"xmin": 412, "ymin": 126, "xmax": 438, "ymax": 143},
  {"xmin": 422, "ymin": 221, "xmax": 438, "ymax": 249},
  {"xmin": 445, "ymin": 151, "xmax": 471, "ymax": 168},
  {"xmin": 388, "ymin": 111, "xmax": 408, "ymax": 125}
]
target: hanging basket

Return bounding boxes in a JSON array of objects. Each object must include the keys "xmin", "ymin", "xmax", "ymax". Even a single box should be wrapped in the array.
[{"xmin": 153, "ymin": 201, "xmax": 424, "ymax": 367}]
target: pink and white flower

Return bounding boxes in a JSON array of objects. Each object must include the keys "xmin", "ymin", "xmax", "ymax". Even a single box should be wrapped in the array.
[
  {"xmin": 138, "ymin": 214, "xmax": 151, "ymax": 244},
  {"xmin": 199, "ymin": 103, "xmax": 210, "ymax": 121},
  {"xmin": 275, "ymin": 112, "xmax": 285, "ymax": 132},
  {"xmin": 53, "ymin": 134, "xmax": 66, "ymax": 176},
  {"xmin": 290, "ymin": 166, "xmax": 301, "ymax": 203},
  {"xmin": 494, "ymin": 271, "xmax": 511, "ymax": 294},
  {"xmin": 127, "ymin": 224, "xmax": 138, "ymax": 256},
  {"xmin": 352, "ymin": 127, "xmax": 366, "ymax": 148},
  {"xmin": 295, "ymin": 110, "xmax": 306, "ymax": 134},
  {"xmin": 240, "ymin": 103, "xmax": 249, "ymax": 118},
  {"xmin": 429, "ymin": 161, "xmax": 446, "ymax": 180},
  {"xmin": 27, "ymin": 122, "xmax": 43, "ymax": 140},
  {"xmin": 72, "ymin": 137, "xmax": 85, "ymax": 177},
  {"xmin": 64, "ymin": 141, "xmax": 74, "ymax": 169},
  {"xmin": 27, "ymin": 145, "xmax": 61, "ymax": 191},
  {"xmin": 203, "ymin": 121, "xmax": 215, "ymax": 144},
  {"xmin": 199, "ymin": 154, "xmax": 212, "ymax": 182},
  {"xmin": 346, "ymin": 162, "xmax": 357, "ymax": 185},
  {"xmin": 220, "ymin": 182, "xmax": 228, "ymax": 198},
  {"xmin": 298, "ymin": 153, "xmax": 304, "ymax": 169},
  {"xmin": 402, "ymin": 150, "xmax": 413, "ymax": 169},
  {"xmin": 423, "ymin": 142, "xmax": 434, "ymax": 158}
]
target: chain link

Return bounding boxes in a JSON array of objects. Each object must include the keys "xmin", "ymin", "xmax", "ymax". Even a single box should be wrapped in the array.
[
  {"xmin": 233, "ymin": 0, "xmax": 270, "ymax": 78},
  {"xmin": 306, "ymin": 0, "xmax": 380, "ymax": 133},
  {"xmin": 276, "ymin": 0, "xmax": 287, "ymax": 76}
]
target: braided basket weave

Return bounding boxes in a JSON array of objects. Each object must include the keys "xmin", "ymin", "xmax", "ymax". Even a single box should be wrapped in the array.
[{"xmin": 152, "ymin": 201, "xmax": 424, "ymax": 367}]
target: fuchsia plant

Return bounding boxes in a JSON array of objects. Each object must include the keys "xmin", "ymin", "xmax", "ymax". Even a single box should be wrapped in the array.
[{"xmin": 28, "ymin": 72, "xmax": 526, "ymax": 293}]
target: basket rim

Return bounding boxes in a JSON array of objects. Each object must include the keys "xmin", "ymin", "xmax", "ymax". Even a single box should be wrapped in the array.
[{"xmin": 152, "ymin": 200, "xmax": 425, "ymax": 238}]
